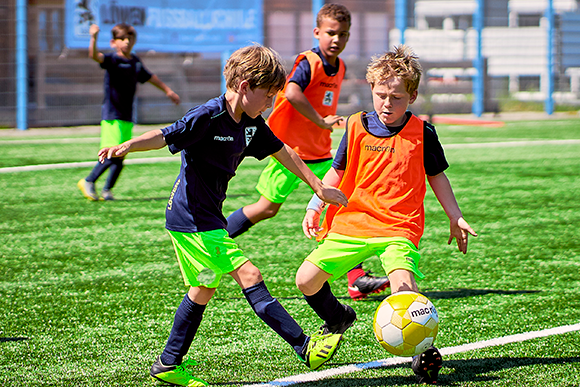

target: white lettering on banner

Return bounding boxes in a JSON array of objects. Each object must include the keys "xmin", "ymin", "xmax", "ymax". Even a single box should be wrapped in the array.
[{"xmin": 146, "ymin": 8, "xmax": 258, "ymax": 30}]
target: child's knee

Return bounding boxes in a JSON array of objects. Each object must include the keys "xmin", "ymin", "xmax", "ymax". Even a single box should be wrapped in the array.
[
  {"xmin": 295, "ymin": 264, "xmax": 325, "ymax": 296},
  {"xmin": 236, "ymin": 263, "xmax": 263, "ymax": 286}
]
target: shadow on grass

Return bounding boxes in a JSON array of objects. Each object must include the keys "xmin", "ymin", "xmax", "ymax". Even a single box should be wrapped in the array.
[
  {"xmin": 222, "ymin": 356, "xmax": 580, "ymax": 386},
  {"xmin": 218, "ymin": 289, "xmax": 539, "ymax": 302},
  {"xmin": 0, "ymin": 337, "xmax": 29, "ymax": 343},
  {"xmin": 343, "ymin": 288, "xmax": 541, "ymax": 302}
]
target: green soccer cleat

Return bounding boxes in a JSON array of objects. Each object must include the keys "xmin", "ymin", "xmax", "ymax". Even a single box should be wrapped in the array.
[
  {"xmin": 299, "ymin": 332, "xmax": 343, "ymax": 370},
  {"xmin": 150, "ymin": 356, "xmax": 208, "ymax": 387}
]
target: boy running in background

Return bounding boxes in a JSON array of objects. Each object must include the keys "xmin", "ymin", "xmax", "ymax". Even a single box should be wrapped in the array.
[
  {"xmin": 226, "ymin": 3, "xmax": 390, "ymax": 300},
  {"xmin": 99, "ymin": 45, "xmax": 348, "ymax": 387},
  {"xmin": 77, "ymin": 23, "xmax": 180, "ymax": 201},
  {"xmin": 296, "ymin": 45, "xmax": 477, "ymax": 385}
]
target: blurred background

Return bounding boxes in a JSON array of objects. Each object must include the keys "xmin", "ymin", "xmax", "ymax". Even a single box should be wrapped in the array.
[{"xmin": 1, "ymin": 0, "xmax": 579, "ymax": 129}]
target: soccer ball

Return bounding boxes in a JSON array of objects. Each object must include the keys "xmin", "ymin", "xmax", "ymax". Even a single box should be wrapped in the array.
[{"xmin": 373, "ymin": 291, "xmax": 439, "ymax": 357}]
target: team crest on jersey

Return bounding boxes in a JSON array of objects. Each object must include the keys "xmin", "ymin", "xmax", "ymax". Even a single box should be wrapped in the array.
[
  {"xmin": 323, "ymin": 91, "xmax": 334, "ymax": 106},
  {"xmin": 245, "ymin": 126, "xmax": 257, "ymax": 146}
]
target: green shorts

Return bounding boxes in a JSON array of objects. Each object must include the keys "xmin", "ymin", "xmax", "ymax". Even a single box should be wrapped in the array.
[
  {"xmin": 305, "ymin": 233, "xmax": 425, "ymax": 283},
  {"xmin": 100, "ymin": 120, "xmax": 134, "ymax": 149},
  {"xmin": 256, "ymin": 157, "xmax": 333, "ymax": 204},
  {"xmin": 167, "ymin": 229, "xmax": 248, "ymax": 288}
]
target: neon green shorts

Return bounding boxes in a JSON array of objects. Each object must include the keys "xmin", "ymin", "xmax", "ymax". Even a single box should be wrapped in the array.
[
  {"xmin": 256, "ymin": 157, "xmax": 333, "ymax": 204},
  {"xmin": 305, "ymin": 233, "xmax": 425, "ymax": 283},
  {"xmin": 167, "ymin": 229, "xmax": 248, "ymax": 288},
  {"xmin": 100, "ymin": 119, "xmax": 134, "ymax": 148}
]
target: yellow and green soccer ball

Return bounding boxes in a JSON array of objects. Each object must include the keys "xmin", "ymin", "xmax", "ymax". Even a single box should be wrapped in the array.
[{"xmin": 373, "ymin": 291, "xmax": 439, "ymax": 357}]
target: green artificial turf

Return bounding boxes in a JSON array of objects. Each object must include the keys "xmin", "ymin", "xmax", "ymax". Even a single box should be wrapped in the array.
[{"xmin": 1, "ymin": 119, "xmax": 579, "ymax": 386}]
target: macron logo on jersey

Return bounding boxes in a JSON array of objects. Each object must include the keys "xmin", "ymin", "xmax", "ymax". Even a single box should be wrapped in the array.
[
  {"xmin": 214, "ymin": 135, "xmax": 234, "ymax": 142},
  {"xmin": 245, "ymin": 126, "xmax": 257, "ymax": 146}
]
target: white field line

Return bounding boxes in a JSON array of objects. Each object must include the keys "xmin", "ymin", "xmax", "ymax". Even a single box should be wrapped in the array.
[
  {"xmin": 1, "ymin": 139, "xmax": 579, "ymax": 175},
  {"xmin": 0, "ymin": 137, "xmax": 100, "ymax": 145},
  {"xmin": 0, "ymin": 156, "xmax": 179, "ymax": 174},
  {"xmin": 243, "ymin": 322, "xmax": 580, "ymax": 387},
  {"xmin": 443, "ymin": 139, "xmax": 580, "ymax": 149}
]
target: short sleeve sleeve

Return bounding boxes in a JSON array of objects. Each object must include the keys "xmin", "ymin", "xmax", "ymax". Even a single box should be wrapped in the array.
[
  {"xmin": 161, "ymin": 107, "xmax": 211, "ymax": 154},
  {"xmin": 288, "ymin": 57, "xmax": 311, "ymax": 91},
  {"xmin": 424, "ymin": 122, "xmax": 449, "ymax": 176}
]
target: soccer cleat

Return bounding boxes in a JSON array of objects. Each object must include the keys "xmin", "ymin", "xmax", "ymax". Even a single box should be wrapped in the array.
[
  {"xmin": 77, "ymin": 179, "xmax": 99, "ymax": 201},
  {"xmin": 101, "ymin": 189, "xmax": 115, "ymax": 201},
  {"xmin": 300, "ymin": 332, "xmax": 343, "ymax": 370},
  {"xmin": 150, "ymin": 356, "xmax": 208, "ymax": 387},
  {"xmin": 348, "ymin": 272, "xmax": 390, "ymax": 300},
  {"xmin": 320, "ymin": 304, "xmax": 357, "ymax": 335},
  {"xmin": 411, "ymin": 346, "xmax": 443, "ymax": 385}
]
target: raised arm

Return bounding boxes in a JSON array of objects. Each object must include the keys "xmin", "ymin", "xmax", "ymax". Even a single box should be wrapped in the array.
[
  {"xmin": 148, "ymin": 74, "xmax": 181, "ymax": 105},
  {"xmin": 98, "ymin": 129, "xmax": 166, "ymax": 162},
  {"xmin": 285, "ymin": 82, "xmax": 342, "ymax": 130},
  {"xmin": 88, "ymin": 24, "xmax": 104, "ymax": 63},
  {"xmin": 272, "ymin": 143, "xmax": 347, "ymax": 208},
  {"xmin": 427, "ymin": 172, "xmax": 477, "ymax": 254}
]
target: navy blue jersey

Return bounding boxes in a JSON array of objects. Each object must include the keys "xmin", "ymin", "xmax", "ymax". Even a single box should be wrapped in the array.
[
  {"xmin": 100, "ymin": 53, "xmax": 152, "ymax": 122},
  {"xmin": 161, "ymin": 95, "xmax": 284, "ymax": 233},
  {"xmin": 333, "ymin": 111, "xmax": 449, "ymax": 176},
  {"xmin": 288, "ymin": 47, "xmax": 345, "ymax": 91}
]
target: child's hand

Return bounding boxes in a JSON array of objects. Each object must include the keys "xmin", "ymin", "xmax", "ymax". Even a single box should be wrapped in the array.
[
  {"xmin": 302, "ymin": 209, "xmax": 322, "ymax": 239},
  {"xmin": 98, "ymin": 144, "xmax": 130, "ymax": 163},
  {"xmin": 448, "ymin": 217, "xmax": 477, "ymax": 254},
  {"xmin": 89, "ymin": 24, "xmax": 100, "ymax": 38},
  {"xmin": 320, "ymin": 115, "xmax": 344, "ymax": 131},
  {"xmin": 316, "ymin": 184, "xmax": 348, "ymax": 208},
  {"xmin": 166, "ymin": 90, "xmax": 181, "ymax": 105}
]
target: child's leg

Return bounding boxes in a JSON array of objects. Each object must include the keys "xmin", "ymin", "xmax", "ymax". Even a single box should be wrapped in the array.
[
  {"xmin": 388, "ymin": 269, "xmax": 419, "ymax": 293},
  {"xmin": 103, "ymin": 157, "xmax": 124, "ymax": 190},
  {"xmin": 296, "ymin": 261, "xmax": 348, "ymax": 327},
  {"xmin": 86, "ymin": 159, "xmax": 111, "ymax": 183},
  {"xmin": 160, "ymin": 286, "xmax": 215, "ymax": 366},
  {"xmin": 231, "ymin": 261, "xmax": 308, "ymax": 355},
  {"xmin": 226, "ymin": 197, "xmax": 282, "ymax": 238}
]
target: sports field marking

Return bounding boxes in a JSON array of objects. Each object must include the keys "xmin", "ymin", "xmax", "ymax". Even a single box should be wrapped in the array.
[
  {"xmin": 242, "ymin": 322, "xmax": 580, "ymax": 387},
  {"xmin": 1, "ymin": 139, "xmax": 579, "ymax": 174},
  {"xmin": 0, "ymin": 156, "xmax": 180, "ymax": 174}
]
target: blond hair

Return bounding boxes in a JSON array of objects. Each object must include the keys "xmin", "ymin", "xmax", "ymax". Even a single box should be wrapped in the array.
[
  {"xmin": 366, "ymin": 45, "xmax": 422, "ymax": 95},
  {"xmin": 316, "ymin": 3, "xmax": 351, "ymax": 28},
  {"xmin": 223, "ymin": 44, "xmax": 286, "ymax": 92}
]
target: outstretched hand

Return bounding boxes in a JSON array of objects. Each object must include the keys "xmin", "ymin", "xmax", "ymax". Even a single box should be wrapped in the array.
[
  {"xmin": 448, "ymin": 217, "xmax": 477, "ymax": 254},
  {"xmin": 320, "ymin": 115, "xmax": 344, "ymax": 131},
  {"xmin": 167, "ymin": 90, "xmax": 180, "ymax": 105},
  {"xmin": 98, "ymin": 144, "xmax": 130, "ymax": 163}
]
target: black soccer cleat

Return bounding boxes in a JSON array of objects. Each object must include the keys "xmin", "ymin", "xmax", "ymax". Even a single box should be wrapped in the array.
[
  {"xmin": 412, "ymin": 346, "xmax": 443, "ymax": 385},
  {"xmin": 348, "ymin": 272, "xmax": 390, "ymax": 300},
  {"xmin": 320, "ymin": 304, "xmax": 357, "ymax": 335}
]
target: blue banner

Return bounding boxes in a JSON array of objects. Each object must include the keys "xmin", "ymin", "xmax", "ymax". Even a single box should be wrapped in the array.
[{"xmin": 65, "ymin": 0, "xmax": 263, "ymax": 53}]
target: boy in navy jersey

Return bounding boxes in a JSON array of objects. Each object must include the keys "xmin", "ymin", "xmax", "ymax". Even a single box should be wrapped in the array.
[
  {"xmin": 226, "ymin": 3, "xmax": 390, "ymax": 300},
  {"xmin": 298, "ymin": 46, "xmax": 477, "ymax": 385},
  {"xmin": 77, "ymin": 23, "xmax": 180, "ymax": 201},
  {"xmin": 99, "ymin": 45, "xmax": 348, "ymax": 387}
]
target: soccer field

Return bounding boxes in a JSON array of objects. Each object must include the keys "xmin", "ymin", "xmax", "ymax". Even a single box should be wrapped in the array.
[{"xmin": 1, "ymin": 117, "xmax": 579, "ymax": 386}]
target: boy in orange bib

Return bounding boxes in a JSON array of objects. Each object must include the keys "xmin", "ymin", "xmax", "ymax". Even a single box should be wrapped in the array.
[
  {"xmin": 226, "ymin": 3, "xmax": 390, "ymax": 299},
  {"xmin": 296, "ymin": 45, "xmax": 477, "ymax": 385}
]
